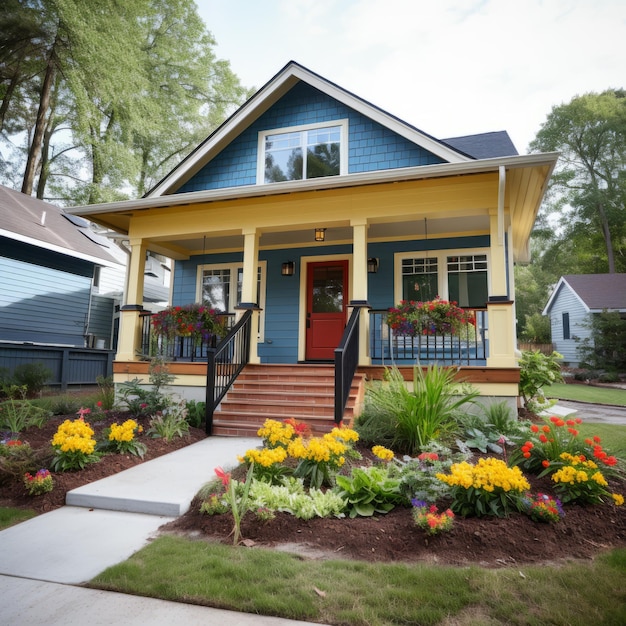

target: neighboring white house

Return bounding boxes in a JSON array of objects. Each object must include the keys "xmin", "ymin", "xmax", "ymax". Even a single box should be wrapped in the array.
[{"xmin": 542, "ymin": 274, "xmax": 626, "ymax": 366}]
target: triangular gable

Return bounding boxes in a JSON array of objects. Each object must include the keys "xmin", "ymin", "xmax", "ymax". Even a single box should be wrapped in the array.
[
  {"xmin": 543, "ymin": 274, "xmax": 626, "ymax": 315},
  {"xmin": 147, "ymin": 61, "xmax": 471, "ymax": 197}
]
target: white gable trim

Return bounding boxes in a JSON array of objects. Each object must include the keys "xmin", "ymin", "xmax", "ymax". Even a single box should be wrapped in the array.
[
  {"xmin": 542, "ymin": 277, "xmax": 590, "ymax": 316},
  {"xmin": 147, "ymin": 62, "xmax": 470, "ymax": 198}
]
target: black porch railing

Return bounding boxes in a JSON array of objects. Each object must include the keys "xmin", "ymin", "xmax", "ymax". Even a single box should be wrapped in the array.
[
  {"xmin": 334, "ymin": 307, "xmax": 361, "ymax": 425},
  {"xmin": 140, "ymin": 311, "xmax": 236, "ymax": 361},
  {"xmin": 369, "ymin": 308, "xmax": 488, "ymax": 365},
  {"xmin": 205, "ymin": 310, "xmax": 253, "ymax": 435}
]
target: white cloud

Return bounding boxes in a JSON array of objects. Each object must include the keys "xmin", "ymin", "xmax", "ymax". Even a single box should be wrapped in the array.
[{"xmin": 199, "ymin": 0, "xmax": 626, "ymax": 151}]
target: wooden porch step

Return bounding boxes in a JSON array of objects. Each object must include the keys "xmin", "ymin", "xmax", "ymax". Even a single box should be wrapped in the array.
[{"xmin": 210, "ymin": 364, "xmax": 365, "ymax": 437}]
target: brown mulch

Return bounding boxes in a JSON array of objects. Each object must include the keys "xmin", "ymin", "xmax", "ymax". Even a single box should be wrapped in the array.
[{"xmin": 2, "ymin": 412, "xmax": 626, "ymax": 568}]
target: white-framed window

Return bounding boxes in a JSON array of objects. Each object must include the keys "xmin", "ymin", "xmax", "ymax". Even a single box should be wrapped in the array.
[
  {"xmin": 196, "ymin": 262, "xmax": 266, "ymax": 340},
  {"xmin": 394, "ymin": 249, "xmax": 490, "ymax": 308},
  {"xmin": 257, "ymin": 120, "xmax": 348, "ymax": 184}
]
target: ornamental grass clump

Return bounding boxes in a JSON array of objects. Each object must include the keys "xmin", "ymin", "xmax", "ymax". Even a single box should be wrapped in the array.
[
  {"xmin": 50, "ymin": 412, "xmax": 99, "ymax": 471},
  {"xmin": 551, "ymin": 452, "xmax": 624, "ymax": 506},
  {"xmin": 436, "ymin": 457, "xmax": 530, "ymax": 517}
]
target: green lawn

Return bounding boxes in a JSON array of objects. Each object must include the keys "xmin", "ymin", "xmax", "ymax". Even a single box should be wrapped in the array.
[
  {"xmin": 547, "ymin": 383, "xmax": 626, "ymax": 406},
  {"xmin": 89, "ymin": 538, "xmax": 626, "ymax": 625}
]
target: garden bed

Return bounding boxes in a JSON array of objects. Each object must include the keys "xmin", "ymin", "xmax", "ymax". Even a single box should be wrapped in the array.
[{"xmin": 2, "ymin": 414, "xmax": 625, "ymax": 568}]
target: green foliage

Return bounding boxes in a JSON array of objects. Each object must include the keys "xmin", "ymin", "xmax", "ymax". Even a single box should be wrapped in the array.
[
  {"xmin": 247, "ymin": 478, "xmax": 346, "ymax": 520},
  {"xmin": 362, "ymin": 365, "xmax": 479, "ymax": 455},
  {"xmin": 518, "ymin": 350, "xmax": 564, "ymax": 409},
  {"xmin": 95, "ymin": 375, "xmax": 116, "ymax": 411},
  {"xmin": 0, "ymin": 439, "xmax": 53, "ymax": 486},
  {"xmin": 389, "ymin": 443, "xmax": 468, "ymax": 503},
  {"xmin": 530, "ymin": 89, "xmax": 626, "ymax": 275},
  {"xmin": 578, "ymin": 310, "xmax": 626, "ymax": 371},
  {"xmin": 11, "ymin": 363, "xmax": 52, "ymax": 397},
  {"xmin": 118, "ymin": 358, "xmax": 175, "ymax": 417},
  {"xmin": 0, "ymin": 395, "xmax": 50, "ymax": 434},
  {"xmin": 185, "ymin": 400, "xmax": 205, "ymax": 428},
  {"xmin": 333, "ymin": 466, "xmax": 404, "ymax": 518},
  {"xmin": 147, "ymin": 400, "xmax": 190, "ymax": 441},
  {"xmin": 521, "ymin": 312, "xmax": 552, "ymax": 343}
]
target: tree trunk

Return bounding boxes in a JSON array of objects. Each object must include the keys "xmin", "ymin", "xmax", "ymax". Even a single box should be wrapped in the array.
[
  {"xmin": 21, "ymin": 42, "xmax": 57, "ymax": 196},
  {"xmin": 597, "ymin": 201, "xmax": 616, "ymax": 273},
  {"xmin": 0, "ymin": 68, "xmax": 21, "ymax": 133}
]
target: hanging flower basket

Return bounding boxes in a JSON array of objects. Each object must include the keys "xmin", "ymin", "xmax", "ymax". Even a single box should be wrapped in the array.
[
  {"xmin": 386, "ymin": 297, "xmax": 475, "ymax": 337},
  {"xmin": 151, "ymin": 304, "xmax": 227, "ymax": 344}
]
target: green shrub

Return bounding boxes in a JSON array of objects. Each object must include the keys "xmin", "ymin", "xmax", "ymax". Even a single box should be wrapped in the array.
[
  {"xmin": 519, "ymin": 350, "xmax": 564, "ymax": 411},
  {"xmin": 185, "ymin": 400, "xmax": 205, "ymax": 428},
  {"xmin": 118, "ymin": 358, "xmax": 174, "ymax": 416},
  {"xmin": 0, "ymin": 397, "xmax": 50, "ymax": 433},
  {"xmin": 12, "ymin": 363, "xmax": 52, "ymax": 397},
  {"xmin": 362, "ymin": 365, "xmax": 479, "ymax": 455},
  {"xmin": 0, "ymin": 439, "xmax": 53, "ymax": 486},
  {"xmin": 333, "ymin": 465, "xmax": 405, "ymax": 518},
  {"xmin": 95, "ymin": 375, "xmax": 116, "ymax": 410}
]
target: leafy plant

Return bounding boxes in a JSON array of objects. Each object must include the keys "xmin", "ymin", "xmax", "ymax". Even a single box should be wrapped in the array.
[
  {"xmin": 147, "ymin": 400, "xmax": 190, "ymax": 441},
  {"xmin": 95, "ymin": 375, "xmax": 116, "ymax": 410},
  {"xmin": 0, "ymin": 393, "xmax": 50, "ymax": 434},
  {"xmin": 23, "ymin": 468, "xmax": 54, "ymax": 496},
  {"xmin": 185, "ymin": 400, "xmax": 205, "ymax": 428},
  {"xmin": 518, "ymin": 350, "xmax": 564, "ymax": 410},
  {"xmin": 437, "ymin": 457, "xmax": 530, "ymax": 517},
  {"xmin": 12, "ymin": 362, "xmax": 52, "ymax": 397},
  {"xmin": 101, "ymin": 419, "xmax": 147, "ymax": 457},
  {"xmin": 0, "ymin": 439, "xmax": 53, "ymax": 486},
  {"xmin": 214, "ymin": 464, "xmax": 254, "ymax": 545},
  {"xmin": 364, "ymin": 365, "xmax": 479, "ymax": 455},
  {"xmin": 50, "ymin": 413, "xmax": 100, "ymax": 472},
  {"xmin": 118, "ymin": 358, "xmax": 175, "ymax": 417},
  {"xmin": 459, "ymin": 427, "xmax": 503, "ymax": 454},
  {"xmin": 239, "ymin": 446, "xmax": 290, "ymax": 484},
  {"xmin": 551, "ymin": 452, "xmax": 624, "ymax": 506},
  {"xmin": 521, "ymin": 492, "xmax": 564, "ymax": 523},
  {"xmin": 333, "ymin": 465, "xmax": 404, "ymax": 518},
  {"xmin": 411, "ymin": 500, "xmax": 455, "ymax": 535}
]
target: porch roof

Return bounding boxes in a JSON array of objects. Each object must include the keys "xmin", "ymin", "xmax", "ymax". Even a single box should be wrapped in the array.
[{"xmin": 67, "ymin": 152, "xmax": 557, "ymax": 263}]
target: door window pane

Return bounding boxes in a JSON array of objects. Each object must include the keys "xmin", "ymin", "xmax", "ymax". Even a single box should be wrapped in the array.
[{"xmin": 312, "ymin": 266, "xmax": 344, "ymax": 313}]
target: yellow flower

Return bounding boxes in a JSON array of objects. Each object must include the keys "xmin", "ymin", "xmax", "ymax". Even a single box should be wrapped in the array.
[
  {"xmin": 372, "ymin": 445, "xmax": 394, "ymax": 462},
  {"xmin": 612, "ymin": 493, "xmax": 624, "ymax": 506}
]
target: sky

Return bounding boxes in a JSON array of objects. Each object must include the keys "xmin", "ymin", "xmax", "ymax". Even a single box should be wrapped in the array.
[{"xmin": 197, "ymin": 0, "xmax": 626, "ymax": 153}]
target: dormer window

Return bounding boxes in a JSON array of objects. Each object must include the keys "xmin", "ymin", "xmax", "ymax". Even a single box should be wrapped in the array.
[{"xmin": 258, "ymin": 120, "xmax": 347, "ymax": 184}]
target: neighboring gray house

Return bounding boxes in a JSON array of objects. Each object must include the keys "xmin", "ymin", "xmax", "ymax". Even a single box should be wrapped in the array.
[
  {"xmin": 542, "ymin": 274, "xmax": 626, "ymax": 366},
  {"xmin": 0, "ymin": 185, "xmax": 169, "ymax": 386}
]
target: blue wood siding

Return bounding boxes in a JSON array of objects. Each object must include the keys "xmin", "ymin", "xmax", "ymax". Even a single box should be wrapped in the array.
[
  {"xmin": 1, "ymin": 239, "xmax": 93, "ymax": 346},
  {"xmin": 547, "ymin": 284, "xmax": 591, "ymax": 366},
  {"xmin": 87, "ymin": 295, "xmax": 115, "ymax": 349},
  {"xmin": 178, "ymin": 82, "xmax": 445, "ymax": 193},
  {"xmin": 174, "ymin": 235, "xmax": 490, "ymax": 364}
]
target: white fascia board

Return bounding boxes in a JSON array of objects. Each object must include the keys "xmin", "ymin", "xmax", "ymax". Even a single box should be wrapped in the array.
[
  {"xmin": 0, "ymin": 228, "xmax": 121, "ymax": 268},
  {"xmin": 542, "ymin": 277, "xmax": 591, "ymax": 316},
  {"xmin": 68, "ymin": 152, "xmax": 559, "ymax": 220},
  {"xmin": 148, "ymin": 63, "xmax": 469, "ymax": 197}
]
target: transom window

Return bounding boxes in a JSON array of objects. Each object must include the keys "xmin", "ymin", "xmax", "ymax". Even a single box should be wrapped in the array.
[{"xmin": 258, "ymin": 121, "xmax": 347, "ymax": 184}]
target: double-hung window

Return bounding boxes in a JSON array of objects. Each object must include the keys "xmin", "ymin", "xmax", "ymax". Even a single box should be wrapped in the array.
[
  {"xmin": 447, "ymin": 254, "xmax": 488, "ymax": 308},
  {"xmin": 258, "ymin": 120, "xmax": 347, "ymax": 184},
  {"xmin": 196, "ymin": 262, "xmax": 266, "ymax": 339}
]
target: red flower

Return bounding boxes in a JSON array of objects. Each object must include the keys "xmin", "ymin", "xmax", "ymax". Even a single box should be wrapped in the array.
[
  {"xmin": 605, "ymin": 456, "xmax": 618, "ymax": 466},
  {"xmin": 542, "ymin": 460, "xmax": 550, "ymax": 468},
  {"xmin": 530, "ymin": 424, "xmax": 539, "ymax": 433},
  {"xmin": 550, "ymin": 416, "xmax": 559, "ymax": 424},
  {"xmin": 566, "ymin": 419, "xmax": 576, "ymax": 426},
  {"xmin": 593, "ymin": 435, "xmax": 602, "ymax": 444},
  {"xmin": 567, "ymin": 428, "xmax": 579, "ymax": 437},
  {"xmin": 214, "ymin": 466, "xmax": 231, "ymax": 488},
  {"xmin": 523, "ymin": 452, "xmax": 531, "ymax": 459},
  {"xmin": 542, "ymin": 425, "xmax": 551, "ymax": 433},
  {"xmin": 539, "ymin": 434, "xmax": 548, "ymax": 443}
]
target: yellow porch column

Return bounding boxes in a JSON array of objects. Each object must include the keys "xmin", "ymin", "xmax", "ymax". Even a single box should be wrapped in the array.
[
  {"xmin": 239, "ymin": 227, "xmax": 260, "ymax": 364},
  {"xmin": 351, "ymin": 218, "xmax": 371, "ymax": 366},
  {"xmin": 486, "ymin": 170, "xmax": 516, "ymax": 367},
  {"xmin": 117, "ymin": 239, "xmax": 148, "ymax": 361}
]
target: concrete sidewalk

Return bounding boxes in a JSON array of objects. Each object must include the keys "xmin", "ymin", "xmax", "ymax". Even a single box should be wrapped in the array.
[{"xmin": 0, "ymin": 435, "xmax": 326, "ymax": 625}]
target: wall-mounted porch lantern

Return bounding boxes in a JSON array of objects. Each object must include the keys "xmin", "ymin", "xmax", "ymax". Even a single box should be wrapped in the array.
[
  {"xmin": 281, "ymin": 261, "xmax": 295, "ymax": 276},
  {"xmin": 314, "ymin": 227, "xmax": 326, "ymax": 242},
  {"xmin": 367, "ymin": 257, "xmax": 379, "ymax": 273}
]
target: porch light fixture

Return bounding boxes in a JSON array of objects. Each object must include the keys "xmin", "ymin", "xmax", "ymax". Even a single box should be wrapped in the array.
[
  {"xmin": 367, "ymin": 257, "xmax": 379, "ymax": 273},
  {"xmin": 281, "ymin": 261, "xmax": 295, "ymax": 276},
  {"xmin": 314, "ymin": 227, "xmax": 326, "ymax": 242}
]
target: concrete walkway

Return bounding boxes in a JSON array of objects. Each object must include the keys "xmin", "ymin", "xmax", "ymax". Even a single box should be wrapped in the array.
[{"xmin": 0, "ymin": 436, "xmax": 326, "ymax": 625}]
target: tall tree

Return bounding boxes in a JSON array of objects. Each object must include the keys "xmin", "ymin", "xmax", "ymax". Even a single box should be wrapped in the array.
[{"xmin": 530, "ymin": 90, "xmax": 626, "ymax": 273}]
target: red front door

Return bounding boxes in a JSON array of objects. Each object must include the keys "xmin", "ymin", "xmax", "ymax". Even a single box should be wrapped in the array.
[{"xmin": 305, "ymin": 260, "xmax": 348, "ymax": 361}]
